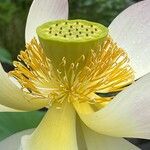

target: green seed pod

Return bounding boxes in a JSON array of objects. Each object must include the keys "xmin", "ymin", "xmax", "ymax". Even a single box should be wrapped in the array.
[{"xmin": 36, "ymin": 19, "xmax": 108, "ymax": 71}]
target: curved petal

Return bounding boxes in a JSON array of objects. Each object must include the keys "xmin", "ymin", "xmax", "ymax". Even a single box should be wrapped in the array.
[
  {"xmin": 76, "ymin": 73, "xmax": 150, "ymax": 139},
  {"xmin": 9, "ymin": 77, "xmax": 22, "ymax": 89},
  {"xmin": 0, "ymin": 104, "xmax": 22, "ymax": 112},
  {"xmin": 20, "ymin": 103, "xmax": 78, "ymax": 150},
  {"xmin": 0, "ymin": 129, "xmax": 34, "ymax": 150},
  {"xmin": 25, "ymin": 0, "xmax": 69, "ymax": 43},
  {"xmin": 76, "ymin": 116, "xmax": 87, "ymax": 150},
  {"xmin": 82, "ymin": 124, "xmax": 140, "ymax": 150},
  {"xmin": 109, "ymin": 0, "xmax": 150, "ymax": 79},
  {"xmin": 0, "ymin": 64, "xmax": 48, "ymax": 111}
]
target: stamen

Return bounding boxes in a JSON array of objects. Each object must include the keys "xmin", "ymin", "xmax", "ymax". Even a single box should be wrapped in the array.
[
  {"xmin": 71, "ymin": 36, "xmax": 134, "ymax": 105},
  {"xmin": 9, "ymin": 38, "xmax": 61, "ymax": 100},
  {"xmin": 9, "ymin": 37, "xmax": 134, "ymax": 109}
]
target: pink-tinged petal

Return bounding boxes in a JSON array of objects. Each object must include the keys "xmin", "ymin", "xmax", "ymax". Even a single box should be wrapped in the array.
[
  {"xmin": 109, "ymin": 0, "xmax": 150, "ymax": 79},
  {"xmin": 76, "ymin": 73, "xmax": 150, "ymax": 139},
  {"xmin": 25, "ymin": 0, "xmax": 68, "ymax": 43},
  {"xmin": 0, "ymin": 63, "xmax": 48, "ymax": 111},
  {"xmin": 82, "ymin": 123, "xmax": 140, "ymax": 150}
]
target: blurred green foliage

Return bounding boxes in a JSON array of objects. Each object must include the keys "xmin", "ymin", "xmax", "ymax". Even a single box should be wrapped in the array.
[
  {"xmin": 0, "ymin": 0, "xmax": 31, "ymax": 61},
  {"xmin": 0, "ymin": 111, "xmax": 45, "ymax": 141},
  {"xmin": 0, "ymin": 47, "xmax": 12, "ymax": 64},
  {"xmin": 69, "ymin": 0, "xmax": 134, "ymax": 26},
  {"xmin": 0, "ymin": 0, "xmax": 138, "ymax": 64}
]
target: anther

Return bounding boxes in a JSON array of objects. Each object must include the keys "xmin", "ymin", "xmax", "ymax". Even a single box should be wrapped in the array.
[
  {"xmin": 81, "ymin": 55, "xmax": 85, "ymax": 61},
  {"xmin": 71, "ymin": 63, "xmax": 75, "ymax": 69},
  {"xmin": 76, "ymin": 63, "xmax": 79, "ymax": 69},
  {"xmin": 64, "ymin": 35, "xmax": 66, "ymax": 38},
  {"xmin": 63, "ymin": 76, "xmax": 68, "ymax": 81},
  {"xmin": 62, "ymin": 57, "xmax": 66, "ymax": 66},
  {"xmin": 76, "ymin": 35, "xmax": 79, "ymax": 38},
  {"xmin": 57, "ymin": 69, "xmax": 61, "ymax": 74}
]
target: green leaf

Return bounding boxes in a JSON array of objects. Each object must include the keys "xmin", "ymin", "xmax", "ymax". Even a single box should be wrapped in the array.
[
  {"xmin": 0, "ymin": 111, "xmax": 45, "ymax": 141},
  {"xmin": 0, "ymin": 47, "xmax": 12, "ymax": 64}
]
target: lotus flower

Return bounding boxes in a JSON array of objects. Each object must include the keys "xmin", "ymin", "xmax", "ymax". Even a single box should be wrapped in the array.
[{"xmin": 0, "ymin": 0, "xmax": 150, "ymax": 150}]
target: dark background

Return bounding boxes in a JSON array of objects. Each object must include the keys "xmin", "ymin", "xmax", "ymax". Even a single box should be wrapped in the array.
[{"xmin": 0, "ymin": 0, "xmax": 149, "ymax": 149}]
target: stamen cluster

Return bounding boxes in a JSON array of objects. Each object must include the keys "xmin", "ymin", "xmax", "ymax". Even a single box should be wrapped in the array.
[{"xmin": 10, "ymin": 37, "xmax": 134, "ymax": 108}]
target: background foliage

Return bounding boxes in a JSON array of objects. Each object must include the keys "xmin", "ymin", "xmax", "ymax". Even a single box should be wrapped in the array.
[
  {"xmin": 69, "ymin": 0, "xmax": 134, "ymax": 26},
  {"xmin": 0, "ymin": 0, "xmax": 139, "ymax": 65},
  {"xmin": 0, "ymin": 0, "xmax": 31, "ymax": 62}
]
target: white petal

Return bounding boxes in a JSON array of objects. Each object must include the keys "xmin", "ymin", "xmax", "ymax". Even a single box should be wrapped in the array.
[
  {"xmin": 1, "ymin": 78, "xmax": 23, "ymax": 112},
  {"xmin": 0, "ymin": 129, "xmax": 34, "ymax": 150},
  {"xmin": 20, "ymin": 102, "xmax": 78, "ymax": 150},
  {"xmin": 0, "ymin": 64, "xmax": 47, "ymax": 111},
  {"xmin": 109, "ymin": 0, "xmax": 150, "ymax": 79},
  {"xmin": 9, "ymin": 77, "xmax": 22, "ymax": 89},
  {"xmin": 76, "ymin": 117, "xmax": 87, "ymax": 150},
  {"xmin": 0, "ymin": 104, "xmax": 22, "ymax": 112},
  {"xmin": 76, "ymin": 73, "xmax": 150, "ymax": 139},
  {"xmin": 82, "ymin": 124, "xmax": 140, "ymax": 150},
  {"xmin": 25, "ymin": 0, "xmax": 68, "ymax": 43}
]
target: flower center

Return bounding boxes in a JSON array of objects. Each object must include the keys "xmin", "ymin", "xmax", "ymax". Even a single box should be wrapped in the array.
[
  {"xmin": 9, "ymin": 20, "xmax": 135, "ymax": 108},
  {"xmin": 36, "ymin": 20, "xmax": 108, "ymax": 72}
]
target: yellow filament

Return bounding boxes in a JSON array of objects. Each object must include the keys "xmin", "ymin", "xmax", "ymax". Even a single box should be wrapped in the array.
[{"xmin": 9, "ymin": 37, "xmax": 134, "ymax": 107}]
